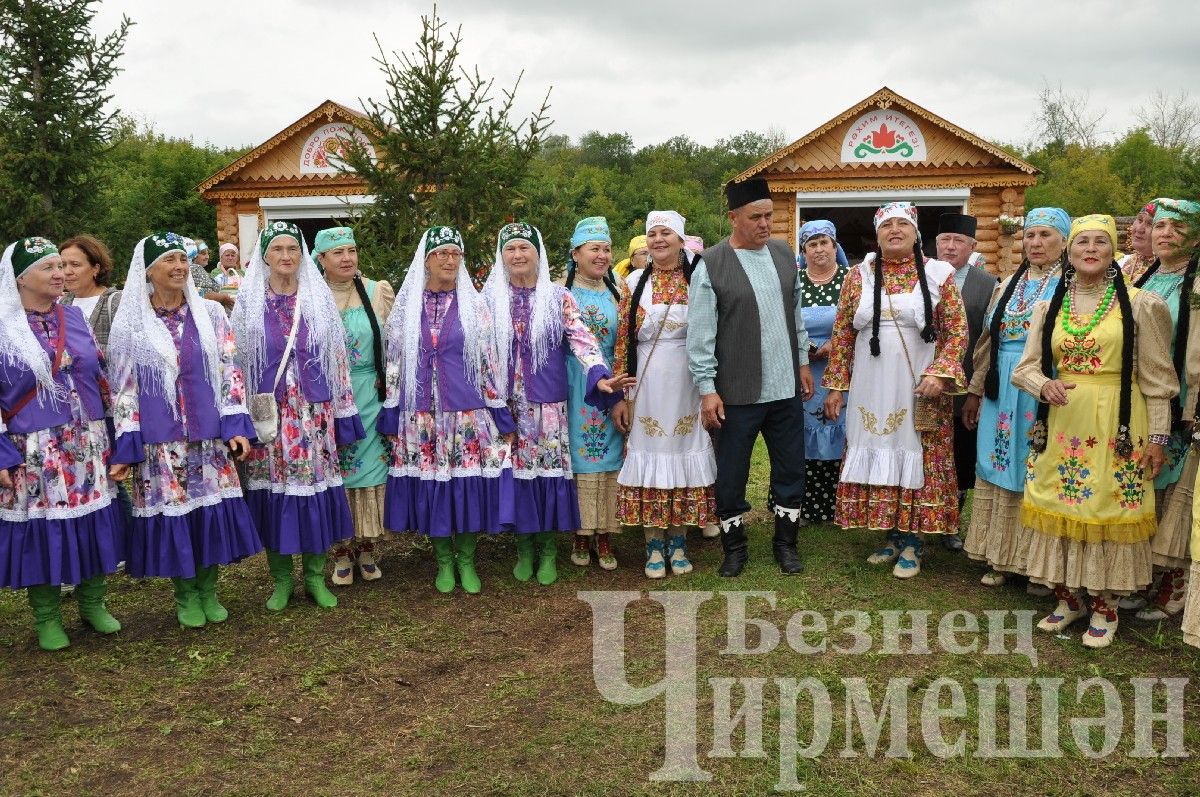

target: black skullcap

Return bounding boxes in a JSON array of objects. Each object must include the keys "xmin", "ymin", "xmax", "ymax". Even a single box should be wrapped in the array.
[
  {"xmin": 725, "ymin": 178, "xmax": 772, "ymax": 210},
  {"xmin": 937, "ymin": 213, "xmax": 977, "ymax": 238}
]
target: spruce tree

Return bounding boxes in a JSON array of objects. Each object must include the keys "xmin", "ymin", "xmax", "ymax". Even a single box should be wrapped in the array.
[{"xmin": 0, "ymin": 0, "xmax": 131, "ymax": 240}]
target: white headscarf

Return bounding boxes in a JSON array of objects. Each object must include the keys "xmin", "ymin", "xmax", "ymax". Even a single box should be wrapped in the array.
[
  {"xmin": 108, "ymin": 234, "xmax": 222, "ymax": 416},
  {"xmin": 646, "ymin": 210, "xmax": 687, "ymax": 241},
  {"xmin": 384, "ymin": 229, "xmax": 489, "ymax": 411},
  {"xmin": 231, "ymin": 226, "xmax": 351, "ymax": 401},
  {"xmin": 0, "ymin": 241, "xmax": 65, "ymax": 404},
  {"xmin": 481, "ymin": 223, "xmax": 562, "ymax": 398}
]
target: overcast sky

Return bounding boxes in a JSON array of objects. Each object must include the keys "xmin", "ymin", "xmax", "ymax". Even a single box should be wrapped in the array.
[{"xmin": 94, "ymin": 0, "xmax": 1199, "ymax": 153}]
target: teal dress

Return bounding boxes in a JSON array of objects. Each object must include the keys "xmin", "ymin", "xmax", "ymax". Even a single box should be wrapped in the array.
[
  {"xmin": 338, "ymin": 279, "xmax": 390, "ymax": 490},
  {"xmin": 1137, "ymin": 271, "xmax": 1189, "ymax": 489},
  {"xmin": 566, "ymin": 279, "xmax": 623, "ymax": 474}
]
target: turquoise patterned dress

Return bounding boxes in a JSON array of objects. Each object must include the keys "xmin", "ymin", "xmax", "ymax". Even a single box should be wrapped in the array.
[
  {"xmin": 566, "ymin": 279, "xmax": 623, "ymax": 474},
  {"xmin": 338, "ymin": 279, "xmax": 391, "ymax": 490}
]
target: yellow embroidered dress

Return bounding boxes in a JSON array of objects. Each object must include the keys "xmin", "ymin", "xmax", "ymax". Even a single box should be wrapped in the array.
[{"xmin": 1013, "ymin": 287, "xmax": 1177, "ymax": 594}]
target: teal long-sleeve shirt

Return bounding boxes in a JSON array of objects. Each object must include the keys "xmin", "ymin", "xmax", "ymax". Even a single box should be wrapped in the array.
[{"xmin": 687, "ymin": 246, "xmax": 810, "ymax": 403}]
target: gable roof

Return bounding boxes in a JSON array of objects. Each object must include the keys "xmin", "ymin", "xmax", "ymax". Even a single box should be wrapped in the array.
[
  {"xmin": 733, "ymin": 86, "xmax": 1037, "ymax": 183},
  {"xmin": 198, "ymin": 99, "xmax": 376, "ymax": 194}
]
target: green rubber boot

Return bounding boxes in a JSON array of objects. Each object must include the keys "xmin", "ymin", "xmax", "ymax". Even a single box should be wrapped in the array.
[
  {"xmin": 195, "ymin": 565, "xmax": 228, "ymax": 623},
  {"xmin": 302, "ymin": 553, "xmax": 338, "ymax": 609},
  {"xmin": 265, "ymin": 551, "xmax": 294, "ymax": 612},
  {"xmin": 75, "ymin": 574, "xmax": 121, "ymax": 634},
  {"xmin": 431, "ymin": 537, "xmax": 456, "ymax": 593},
  {"xmin": 172, "ymin": 577, "xmax": 206, "ymax": 628},
  {"xmin": 27, "ymin": 584, "xmax": 70, "ymax": 651},
  {"xmin": 535, "ymin": 532, "xmax": 559, "ymax": 586},
  {"xmin": 512, "ymin": 534, "xmax": 535, "ymax": 582},
  {"xmin": 456, "ymin": 533, "xmax": 482, "ymax": 595}
]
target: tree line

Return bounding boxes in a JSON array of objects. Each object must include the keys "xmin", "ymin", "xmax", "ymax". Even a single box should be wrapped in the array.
[{"xmin": 2, "ymin": 2, "xmax": 1197, "ymax": 287}]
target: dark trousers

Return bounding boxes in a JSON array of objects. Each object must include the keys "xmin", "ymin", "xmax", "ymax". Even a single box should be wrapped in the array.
[
  {"xmin": 712, "ymin": 395, "xmax": 806, "ymax": 520},
  {"xmin": 952, "ymin": 414, "xmax": 975, "ymax": 492}
]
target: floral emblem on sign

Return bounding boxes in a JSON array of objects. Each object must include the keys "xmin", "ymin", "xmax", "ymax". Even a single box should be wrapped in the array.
[{"xmin": 854, "ymin": 123, "xmax": 914, "ymax": 158}]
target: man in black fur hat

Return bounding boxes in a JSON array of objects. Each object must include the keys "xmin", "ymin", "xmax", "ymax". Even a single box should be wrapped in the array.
[
  {"xmin": 688, "ymin": 177, "xmax": 814, "ymax": 577},
  {"xmin": 935, "ymin": 212, "xmax": 997, "ymax": 550}
]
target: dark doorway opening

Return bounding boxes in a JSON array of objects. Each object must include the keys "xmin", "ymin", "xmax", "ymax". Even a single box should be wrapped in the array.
[
  {"xmin": 271, "ymin": 217, "xmax": 352, "ymax": 251},
  {"xmin": 798, "ymin": 205, "xmax": 964, "ymax": 262}
]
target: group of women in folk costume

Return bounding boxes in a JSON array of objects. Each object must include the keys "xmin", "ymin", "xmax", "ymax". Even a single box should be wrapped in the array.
[
  {"xmin": 380, "ymin": 221, "xmax": 632, "ymax": 592},
  {"xmin": 7, "ymin": 197, "xmax": 1200, "ymax": 656},
  {"xmin": 962, "ymin": 205, "xmax": 1197, "ymax": 649}
]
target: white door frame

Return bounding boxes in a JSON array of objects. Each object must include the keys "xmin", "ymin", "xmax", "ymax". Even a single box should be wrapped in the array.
[
  {"xmin": 795, "ymin": 188, "xmax": 970, "ymax": 240},
  {"xmin": 258, "ymin": 194, "xmax": 375, "ymax": 221}
]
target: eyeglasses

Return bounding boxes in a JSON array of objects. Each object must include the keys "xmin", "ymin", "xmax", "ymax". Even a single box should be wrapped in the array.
[{"xmin": 431, "ymin": 250, "xmax": 463, "ymax": 261}]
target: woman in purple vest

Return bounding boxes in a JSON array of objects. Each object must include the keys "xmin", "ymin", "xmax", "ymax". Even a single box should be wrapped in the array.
[
  {"xmin": 107, "ymin": 232, "xmax": 261, "ymax": 628},
  {"xmin": 231, "ymin": 222, "xmax": 364, "ymax": 612},
  {"xmin": 0, "ymin": 237, "xmax": 125, "ymax": 650},
  {"xmin": 482, "ymin": 222, "xmax": 632, "ymax": 586},
  {"xmin": 379, "ymin": 226, "xmax": 516, "ymax": 593}
]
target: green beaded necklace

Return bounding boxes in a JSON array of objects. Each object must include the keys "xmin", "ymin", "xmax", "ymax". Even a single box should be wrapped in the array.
[{"xmin": 1061, "ymin": 279, "xmax": 1116, "ymax": 337}]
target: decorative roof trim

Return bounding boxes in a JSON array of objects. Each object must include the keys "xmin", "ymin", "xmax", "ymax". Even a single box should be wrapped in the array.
[
  {"xmin": 734, "ymin": 87, "xmax": 1038, "ymax": 182},
  {"xmin": 197, "ymin": 99, "xmax": 375, "ymax": 194}
]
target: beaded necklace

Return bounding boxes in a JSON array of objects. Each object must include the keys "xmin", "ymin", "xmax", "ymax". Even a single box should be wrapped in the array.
[
  {"xmin": 1061, "ymin": 278, "xmax": 1116, "ymax": 338},
  {"xmin": 1005, "ymin": 263, "xmax": 1059, "ymax": 324}
]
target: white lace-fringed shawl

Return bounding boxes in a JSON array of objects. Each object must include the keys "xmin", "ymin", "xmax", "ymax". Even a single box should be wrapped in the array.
[
  {"xmin": 383, "ymin": 230, "xmax": 489, "ymax": 411},
  {"xmin": 0, "ymin": 242, "xmax": 65, "ymax": 404},
  {"xmin": 481, "ymin": 225, "xmax": 563, "ymax": 399},
  {"xmin": 107, "ymin": 237, "xmax": 222, "ymax": 416},
  {"xmin": 230, "ymin": 233, "xmax": 351, "ymax": 404}
]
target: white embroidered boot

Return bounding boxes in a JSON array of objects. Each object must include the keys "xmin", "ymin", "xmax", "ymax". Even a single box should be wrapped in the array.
[
  {"xmin": 330, "ymin": 545, "xmax": 354, "ymax": 587},
  {"xmin": 892, "ymin": 533, "xmax": 923, "ymax": 579},
  {"xmin": 867, "ymin": 530, "xmax": 903, "ymax": 565},
  {"xmin": 1037, "ymin": 585, "xmax": 1087, "ymax": 632},
  {"xmin": 644, "ymin": 535, "xmax": 667, "ymax": 580},
  {"xmin": 571, "ymin": 533, "xmax": 591, "ymax": 567},
  {"xmin": 1136, "ymin": 568, "xmax": 1187, "ymax": 620},
  {"xmin": 356, "ymin": 540, "xmax": 382, "ymax": 582},
  {"xmin": 1083, "ymin": 592, "xmax": 1119, "ymax": 649}
]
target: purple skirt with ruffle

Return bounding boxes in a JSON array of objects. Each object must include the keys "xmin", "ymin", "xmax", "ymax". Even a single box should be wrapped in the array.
[
  {"xmin": 384, "ymin": 470, "xmax": 514, "ymax": 537},
  {"xmin": 0, "ymin": 499, "xmax": 127, "ymax": 588},
  {"xmin": 127, "ymin": 496, "xmax": 262, "ymax": 578},
  {"xmin": 511, "ymin": 475, "xmax": 580, "ymax": 534},
  {"xmin": 245, "ymin": 485, "xmax": 354, "ymax": 554}
]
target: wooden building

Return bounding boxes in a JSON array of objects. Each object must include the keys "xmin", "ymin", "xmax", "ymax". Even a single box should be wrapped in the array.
[
  {"xmin": 733, "ymin": 87, "xmax": 1039, "ymax": 276},
  {"xmin": 198, "ymin": 100, "xmax": 379, "ymax": 261}
]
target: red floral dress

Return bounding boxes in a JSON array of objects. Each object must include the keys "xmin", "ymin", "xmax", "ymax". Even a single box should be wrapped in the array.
[{"xmin": 823, "ymin": 257, "xmax": 968, "ymax": 534}]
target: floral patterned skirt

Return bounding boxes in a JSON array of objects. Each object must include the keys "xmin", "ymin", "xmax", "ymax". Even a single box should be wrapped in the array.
[
  {"xmin": 384, "ymin": 406, "xmax": 513, "ymax": 537},
  {"xmin": 617, "ymin": 485, "xmax": 716, "ymax": 530},
  {"xmin": 0, "ymin": 417, "xmax": 125, "ymax": 587},
  {"xmin": 243, "ymin": 379, "xmax": 353, "ymax": 554},
  {"xmin": 126, "ymin": 438, "xmax": 261, "ymax": 577},
  {"xmin": 509, "ymin": 395, "xmax": 579, "ymax": 533},
  {"xmin": 834, "ymin": 405, "xmax": 959, "ymax": 535}
]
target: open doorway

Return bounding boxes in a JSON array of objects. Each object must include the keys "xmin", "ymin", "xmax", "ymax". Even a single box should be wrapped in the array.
[
  {"xmin": 798, "ymin": 205, "xmax": 965, "ymax": 262},
  {"xmin": 267, "ymin": 217, "xmax": 352, "ymax": 250}
]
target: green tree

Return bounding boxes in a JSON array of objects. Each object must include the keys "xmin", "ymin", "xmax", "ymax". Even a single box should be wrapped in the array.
[
  {"xmin": 0, "ymin": 0, "xmax": 131, "ymax": 241},
  {"xmin": 89, "ymin": 118, "xmax": 249, "ymax": 277},
  {"xmin": 340, "ymin": 7, "xmax": 551, "ymax": 285}
]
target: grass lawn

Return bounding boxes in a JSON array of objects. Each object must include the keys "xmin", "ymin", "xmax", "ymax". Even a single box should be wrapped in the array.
[{"xmin": 2, "ymin": 439, "xmax": 1198, "ymax": 796}]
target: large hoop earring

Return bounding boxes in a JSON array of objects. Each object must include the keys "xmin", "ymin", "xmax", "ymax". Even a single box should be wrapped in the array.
[{"xmin": 1106, "ymin": 264, "xmax": 1119, "ymax": 280}]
